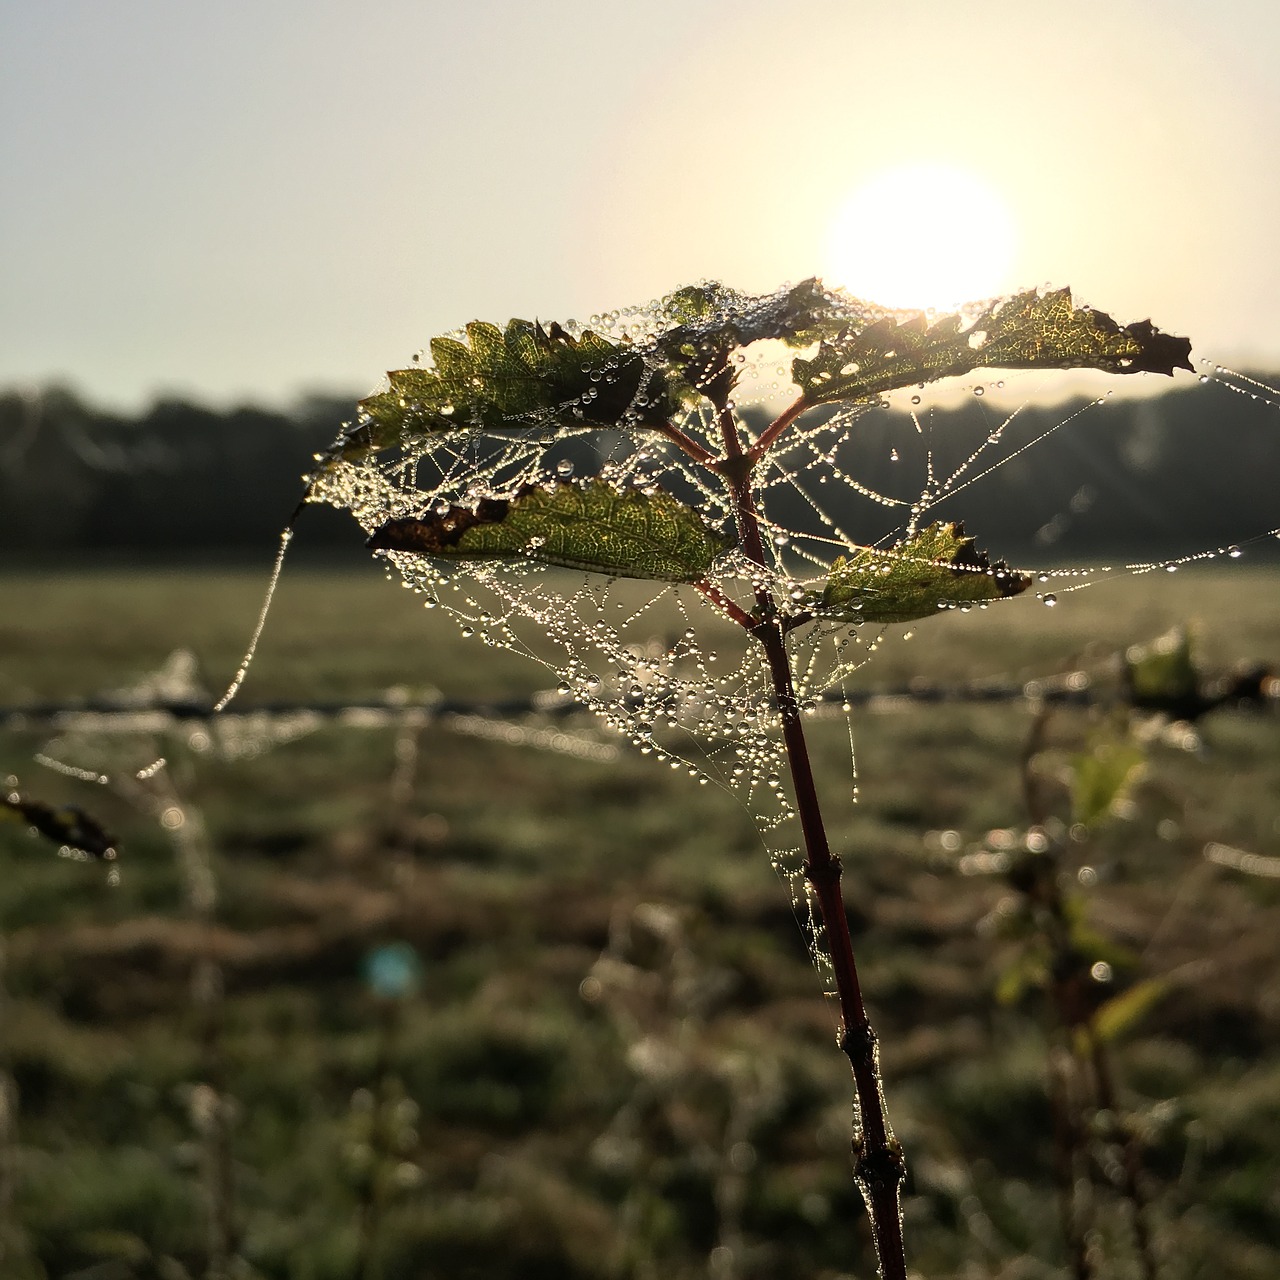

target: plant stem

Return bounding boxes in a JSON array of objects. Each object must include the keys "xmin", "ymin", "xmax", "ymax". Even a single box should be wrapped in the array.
[
  {"xmin": 761, "ymin": 623, "xmax": 907, "ymax": 1274},
  {"xmin": 653, "ymin": 418, "xmax": 716, "ymax": 464},
  {"xmin": 746, "ymin": 395, "xmax": 808, "ymax": 464},
  {"xmin": 1048, "ymin": 1045, "xmax": 1093, "ymax": 1280},
  {"xmin": 1020, "ymin": 711, "xmax": 1158, "ymax": 1279},
  {"xmin": 1086, "ymin": 1030, "xmax": 1159, "ymax": 1280},
  {"xmin": 713, "ymin": 400, "xmax": 907, "ymax": 1280},
  {"xmin": 695, "ymin": 580, "xmax": 756, "ymax": 631}
]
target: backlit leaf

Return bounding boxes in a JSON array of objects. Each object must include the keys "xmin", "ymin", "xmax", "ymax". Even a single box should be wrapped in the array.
[
  {"xmin": 815, "ymin": 522, "xmax": 1030, "ymax": 624},
  {"xmin": 995, "ymin": 947, "xmax": 1050, "ymax": 1006},
  {"xmin": 367, "ymin": 479, "xmax": 728, "ymax": 582},
  {"xmin": 1090, "ymin": 978, "xmax": 1170, "ymax": 1044},
  {"xmin": 657, "ymin": 278, "xmax": 842, "ymax": 351},
  {"xmin": 654, "ymin": 278, "xmax": 851, "ymax": 404},
  {"xmin": 793, "ymin": 287, "xmax": 1194, "ymax": 408},
  {"xmin": 1070, "ymin": 732, "xmax": 1146, "ymax": 828},
  {"xmin": 340, "ymin": 318, "xmax": 681, "ymax": 461},
  {"xmin": 1124, "ymin": 626, "xmax": 1201, "ymax": 712}
]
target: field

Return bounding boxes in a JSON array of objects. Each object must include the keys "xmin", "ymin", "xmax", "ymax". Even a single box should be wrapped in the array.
[{"xmin": 1, "ymin": 565, "xmax": 1278, "ymax": 1280}]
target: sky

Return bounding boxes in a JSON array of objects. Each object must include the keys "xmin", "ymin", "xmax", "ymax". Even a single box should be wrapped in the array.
[{"xmin": 3, "ymin": 0, "xmax": 1278, "ymax": 412}]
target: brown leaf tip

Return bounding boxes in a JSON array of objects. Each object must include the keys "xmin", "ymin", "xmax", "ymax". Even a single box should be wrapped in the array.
[
  {"xmin": 368, "ymin": 499, "xmax": 510, "ymax": 554},
  {"xmin": 947, "ymin": 522, "xmax": 1031, "ymax": 599},
  {"xmin": 1120, "ymin": 319, "xmax": 1194, "ymax": 376}
]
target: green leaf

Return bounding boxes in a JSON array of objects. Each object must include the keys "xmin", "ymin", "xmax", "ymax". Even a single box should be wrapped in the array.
[
  {"xmin": 1125, "ymin": 626, "xmax": 1200, "ymax": 709},
  {"xmin": 995, "ymin": 947, "xmax": 1050, "ymax": 1005},
  {"xmin": 1, "ymin": 794, "xmax": 117, "ymax": 858},
  {"xmin": 654, "ymin": 279, "xmax": 847, "ymax": 404},
  {"xmin": 1070, "ymin": 732, "xmax": 1146, "ymax": 828},
  {"xmin": 1090, "ymin": 978, "xmax": 1170, "ymax": 1044},
  {"xmin": 657, "ymin": 278, "xmax": 840, "ymax": 351},
  {"xmin": 815, "ymin": 522, "xmax": 1030, "ymax": 624},
  {"xmin": 366, "ymin": 479, "xmax": 729, "ymax": 582},
  {"xmin": 339, "ymin": 318, "xmax": 681, "ymax": 461},
  {"xmin": 792, "ymin": 287, "xmax": 1194, "ymax": 408}
]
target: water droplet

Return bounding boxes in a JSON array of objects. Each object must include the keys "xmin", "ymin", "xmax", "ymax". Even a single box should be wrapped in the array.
[
  {"xmin": 890, "ymin": 448, "xmax": 899, "ymax": 462},
  {"xmin": 1042, "ymin": 594, "xmax": 1057, "ymax": 607},
  {"xmin": 910, "ymin": 394, "xmax": 921, "ymax": 405},
  {"xmin": 973, "ymin": 385, "xmax": 985, "ymax": 397},
  {"xmin": 1227, "ymin": 545, "xmax": 1242, "ymax": 558}
]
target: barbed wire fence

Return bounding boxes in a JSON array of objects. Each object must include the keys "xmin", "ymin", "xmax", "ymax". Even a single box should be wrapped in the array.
[{"xmin": 4, "ymin": 657, "xmax": 1276, "ymax": 741}]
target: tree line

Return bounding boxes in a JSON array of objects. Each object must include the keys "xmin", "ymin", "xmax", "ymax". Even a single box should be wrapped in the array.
[{"xmin": 3, "ymin": 377, "xmax": 1277, "ymax": 565}]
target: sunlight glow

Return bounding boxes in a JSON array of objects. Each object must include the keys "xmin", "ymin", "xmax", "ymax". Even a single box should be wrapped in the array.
[{"xmin": 823, "ymin": 163, "xmax": 1017, "ymax": 313}]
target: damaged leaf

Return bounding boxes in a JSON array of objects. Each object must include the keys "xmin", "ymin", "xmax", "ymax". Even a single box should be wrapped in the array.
[
  {"xmin": 654, "ymin": 278, "xmax": 847, "ymax": 401},
  {"xmin": 368, "ymin": 479, "xmax": 728, "ymax": 582}
]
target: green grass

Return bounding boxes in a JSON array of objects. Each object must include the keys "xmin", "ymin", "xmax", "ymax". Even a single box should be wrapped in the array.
[{"xmin": 0, "ymin": 565, "xmax": 1277, "ymax": 1278}]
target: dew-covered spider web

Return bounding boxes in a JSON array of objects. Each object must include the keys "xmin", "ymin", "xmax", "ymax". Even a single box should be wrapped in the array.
[{"xmin": 286, "ymin": 280, "xmax": 1280, "ymax": 990}]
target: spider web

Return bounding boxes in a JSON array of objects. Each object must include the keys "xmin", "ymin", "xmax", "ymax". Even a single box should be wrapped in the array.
[{"xmin": 303, "ymin": 289, "xmax": 1280, "ymax": 986}]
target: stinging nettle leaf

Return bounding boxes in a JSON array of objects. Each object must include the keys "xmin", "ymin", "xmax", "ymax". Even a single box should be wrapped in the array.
[
  {"xmin": 792, "ymin": 287, "xmax": 1194, "ymax": 408},
  {"xmin": 654, "ymin": 278, "xmax": 856, "ymax": 405},
  {"xmin": 337, "ymin": 318, "xmax": 682, "ymax": 462},
  {"xmin": 657, "ymin": 278, "xmax": 847, "ymax": 352},
  {"xmin": 816, "ymin": 522, "xmax": 1030, "ymax": 624},
  {"xmin": 366, "ymin": 479, "xmax": 729, "ymax": 582}
]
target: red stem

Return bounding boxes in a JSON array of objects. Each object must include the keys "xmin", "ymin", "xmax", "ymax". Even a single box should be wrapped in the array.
[
  {"xmin": 652, "ymin": 418, "xmax": 715, "ymax": 464},
  {"xmin": 715, "ymin": 407, "xmax": 772, "ymax": 584},
  {"xmin": 695, "ymin": 580, "xmax": 756, "ymax": 631},
  {"xmin": 747, "ymin": 395, "xmax": 808, "ymax": 463},
  {"xmin": 713, "ymin": 398, "xmax": 908, "ymax": 1279}
]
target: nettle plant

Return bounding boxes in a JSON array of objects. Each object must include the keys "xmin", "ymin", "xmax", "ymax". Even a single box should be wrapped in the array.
[{"xmin": 308, "ymin": 279, "xmax": 1191, "ymax": 1280}]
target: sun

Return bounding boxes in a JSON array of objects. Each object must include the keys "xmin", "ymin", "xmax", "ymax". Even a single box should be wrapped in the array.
[{"xmin": 823, "ymin": 163, "xmax": 1017, "ymax": 313}]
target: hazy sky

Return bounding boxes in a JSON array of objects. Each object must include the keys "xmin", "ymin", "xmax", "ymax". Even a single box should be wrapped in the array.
[{"xmin": 3, "ymin": 0, "xmax": 1277, "ymax": 411}]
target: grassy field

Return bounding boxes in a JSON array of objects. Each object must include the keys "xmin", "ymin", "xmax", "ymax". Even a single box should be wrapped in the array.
[{"xmin": 1, "ymin": 565, "xmax": 1278, "ymax": 1279}]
